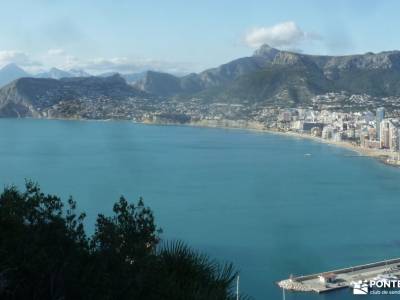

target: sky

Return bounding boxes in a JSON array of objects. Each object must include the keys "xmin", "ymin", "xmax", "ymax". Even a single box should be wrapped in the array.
[{"xmin": 0, "ymin": 0, "xmax": 399, "ymax": 74}]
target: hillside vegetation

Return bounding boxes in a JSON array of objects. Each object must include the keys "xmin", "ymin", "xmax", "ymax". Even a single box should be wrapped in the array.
[{"xmin": 0, "ymin": 182, "xmax": 246, "ymax": 300}]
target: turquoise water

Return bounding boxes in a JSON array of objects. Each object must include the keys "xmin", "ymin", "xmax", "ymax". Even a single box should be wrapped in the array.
[{"xmin": 1, "ymin": 118, "xmax": 400, "ymax": 299}]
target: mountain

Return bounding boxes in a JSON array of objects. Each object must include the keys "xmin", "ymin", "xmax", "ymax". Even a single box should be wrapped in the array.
[
  {"xmin": 134, "ymin": 54, "xmax": 271, "ymax": 96},
  {"xmin": 68, "ymin": 69, "xmax": 92, "ymax": 77},
  {"xmin": 36, "ymin": 68, "xmax": 74, "ymax": 79},
  {"xmin": 135, "ymin": 45, "xmax": 400, "ymax": 105},
  {"xmin": 0, "ymin": 74, "xmax": 147, "ymax": 117},
  {"xmin": 98, "ymin": 71, "xmax": 147, "ymax": 84},
  {"xmin": 3, "ymin": 45, "xmax": 400, "ymax": 116},
  {"xmin": 36, "ymin": 68, "xmax": 92, "ymax": 79},
  {"xmin": 122, "ymin": 72, "xmax": 147, "ymax": 84},
  {"xmin": 134, "ymin": 71, "xmax": 182, "ymax": 96},
  {"xmin": 0, "ymin": 63, "xmax": 30, "ymax": 87}
]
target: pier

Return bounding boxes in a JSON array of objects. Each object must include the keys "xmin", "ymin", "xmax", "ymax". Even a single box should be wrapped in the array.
[{"xmin": 278, "ymin": 258, "xmax": 400, "ymax": 293}]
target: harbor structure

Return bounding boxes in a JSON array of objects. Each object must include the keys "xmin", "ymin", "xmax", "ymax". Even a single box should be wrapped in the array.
[{"xmin": 278, "ymin": 257, "xmax": 400, "ymax": 294}]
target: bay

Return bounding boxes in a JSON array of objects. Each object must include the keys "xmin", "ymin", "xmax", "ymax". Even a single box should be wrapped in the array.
[{"xmin": 1, "ymin": 118, "xmax": 400, "ymax": 299}]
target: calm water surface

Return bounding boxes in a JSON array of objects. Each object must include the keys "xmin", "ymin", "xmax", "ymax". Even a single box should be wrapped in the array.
[{"xmin": 1, "ymin": 118, "xmax": 400, "ymax": 299}]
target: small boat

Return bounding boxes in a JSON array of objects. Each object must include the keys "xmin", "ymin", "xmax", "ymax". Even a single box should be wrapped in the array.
[{"xmin": 304, "ymin": 153, "xmax": 312, "ymax": 156}]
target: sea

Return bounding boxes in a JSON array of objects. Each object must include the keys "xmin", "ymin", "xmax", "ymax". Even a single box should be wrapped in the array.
[{"xmin": 1, "ymin": 118, "xmax": 400, "ymax": 299}]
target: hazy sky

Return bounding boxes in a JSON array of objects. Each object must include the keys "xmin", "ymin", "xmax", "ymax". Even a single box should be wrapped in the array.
[{"xmin": 0, "ymin": 0, "xmax": 398, "ymax": 74}]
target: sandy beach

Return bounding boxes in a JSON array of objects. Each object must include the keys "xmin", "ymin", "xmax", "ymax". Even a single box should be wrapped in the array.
[
  {"xmin": 163, "ymin": 119, "xmax": 400, "ymax": 168},
  {"xmin": 266, "ymin": 129, "xmax": 399, "ymax": 165},
  {"xmin": 41, "ymin": 117, "xmax": 400, "ymax": 167}
]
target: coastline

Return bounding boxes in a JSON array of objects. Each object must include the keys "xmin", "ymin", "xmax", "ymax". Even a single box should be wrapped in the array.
[
  {"xmin": 144, "ymin": 119, "xmax": 400, "ymax": 168},
  {"xmin": 11, "ymin": 116, "xmax": 400, "ymax": 167}
]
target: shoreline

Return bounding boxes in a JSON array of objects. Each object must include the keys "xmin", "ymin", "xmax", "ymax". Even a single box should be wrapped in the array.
[
  {"xmin": 145, "ymin": 119, "xmax": 400, "ymax": 168},
  {"xmin": 7, "ymin": 116, "xmax": 400, "ymax": 167}
]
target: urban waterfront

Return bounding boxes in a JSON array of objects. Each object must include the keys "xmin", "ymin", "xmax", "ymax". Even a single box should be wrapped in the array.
[{"xmin": 2, "ymin": 118, "xmax": 400, "ymax": 299}]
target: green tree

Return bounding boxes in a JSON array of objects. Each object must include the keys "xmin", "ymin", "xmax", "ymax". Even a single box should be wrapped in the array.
[
  {"xmin": 86, "ymin": 196, "xmax": 162, "ymax": 299},
  {"xmin": 0, "ymin": 182, "xmax": 248, "ymax": 300},
  {"xmin": 153, "ymin": 241, "xmax": 239, "ymax": 300},
  {"xmin": 0, "ymin": 181, "xmax": 87, "ymax": 299}
]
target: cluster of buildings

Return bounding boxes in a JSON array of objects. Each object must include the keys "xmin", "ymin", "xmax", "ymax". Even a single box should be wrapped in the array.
[
  {"xmin": 310, "ymin": 92, "xmax": 400, "ymax": 111},
  {"xmin": 142, "ymin": 99, "xmax": 400, "ymax": 160},
  {"xmin": 271, "ymin": 107, "xmax": 400, "ymax": 154},
  {"xmin": 371, "ymin": 108, "xmax": 400, "ymax": 151}
]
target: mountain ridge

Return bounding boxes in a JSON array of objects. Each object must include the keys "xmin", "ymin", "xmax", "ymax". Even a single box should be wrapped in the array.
[
  {"xmin": 134, "ymin": 45, "xmax": 400, "ymax": 104},
  {"xmin": 0, "ymin": 63, "xmax": 30, "ymax": 88},
  {"xmin": 0, "ymin": 74, "xmax": 149, "ymax": 117},
  {"xmin": 2, "ymin": 45, "xmax": 400, "ymax": 118}
]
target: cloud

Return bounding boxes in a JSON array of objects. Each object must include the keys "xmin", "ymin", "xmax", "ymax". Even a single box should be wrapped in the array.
[
  {"xmin": 40, "ymin": 49, "xmax": 195, "ymax": 75},
  {"xmin": 0, "ymin": 48, "xmax": 195, "ymax": 75},
  {"xmin": 244, "ymin": 21, "xmax": 320, "ymax": 49},
  {"xmin": 76, "ymin": 57, "xmax": 194, "ymax": 75},
  {"xmin": 0, "ymin": 50, "xmax": 41, "ymax": 68}
]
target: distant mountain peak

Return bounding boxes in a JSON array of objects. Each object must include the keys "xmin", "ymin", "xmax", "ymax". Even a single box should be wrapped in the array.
[
  {"xmin": 107, "ymin": 73, "xmax": 125, "ymax": 81},
  {"xmin": 68, "ymin": 68, "xmax": 91, "ymax": 77},
  {"xmin": 253, "ymin": 44, "xmax": 280, "ymax": 58},
  {"xmin": 1, "ymin": 63, "xmax": 26, "ymax": 72},
  {"xmin": 0, "ymin": 63, "xmax": 30, "ymax": 87},
  {"xmin": 36, "ymin": 68, "xmax": 73, "ymax": 80}
]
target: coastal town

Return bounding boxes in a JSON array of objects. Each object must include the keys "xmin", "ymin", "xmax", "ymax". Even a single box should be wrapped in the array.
[
  {"xmin": 156, "ymin": 100, "xmax": 400, "ymax": 166},
  {"xmin": 252, "ymin": 105, "xmax": 400, "ymax": 166},
  {"xmin": 36, "ymin": 90, "xmax": 400, "ymax": 166}
]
